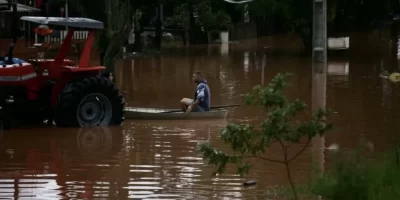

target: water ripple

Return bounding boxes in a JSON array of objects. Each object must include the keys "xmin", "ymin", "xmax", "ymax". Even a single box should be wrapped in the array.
[{"xmin": 3, "ymin": 39, "xmax": 400, "ymax": 199}]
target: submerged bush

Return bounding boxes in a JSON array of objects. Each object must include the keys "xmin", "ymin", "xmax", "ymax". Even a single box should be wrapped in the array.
[
  {"xmin": 197, "ymin": 73, "xmax": 333, "ymax": 200},
  {"xmin": 311, "ymin": 146, "xmax": 400, "ymax": 200}
]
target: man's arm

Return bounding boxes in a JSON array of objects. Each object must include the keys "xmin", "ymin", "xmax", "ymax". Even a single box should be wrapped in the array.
[
  {"xmin": 186, "ymin": 85, "xmax": 205, "ymax": 112},
  {"xmin": 193, "ymin": 85, "xmax": 205, "ymax": 106},
  {"xmin": 190, "ymin": 99, "xmax": 200, "ymax": 108}
]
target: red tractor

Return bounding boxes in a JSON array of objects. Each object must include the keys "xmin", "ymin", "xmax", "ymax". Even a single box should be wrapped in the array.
[{"xmin": 0, "ymin": 16, "xmax": 125, "ymax": 129}]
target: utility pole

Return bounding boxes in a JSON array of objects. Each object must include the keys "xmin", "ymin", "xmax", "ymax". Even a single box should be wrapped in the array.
[
  {"xmin": 311, "ymin": 0, "xmax": 327, "ymax": 181},
  {"xmin": 154, "ymin": 4, "xmax": 163, "ymax": 50},
  {"xmin": 312, "ymin": 0, "xmax": 327, "ymax": 65}
]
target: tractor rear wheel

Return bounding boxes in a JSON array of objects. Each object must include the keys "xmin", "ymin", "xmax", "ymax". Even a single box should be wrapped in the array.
[{"xmin": 55, "ymin": 76, "xmax": 125, "ymax": 127}]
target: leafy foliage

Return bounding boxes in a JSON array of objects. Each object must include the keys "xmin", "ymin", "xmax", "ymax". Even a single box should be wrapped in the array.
[
  {"xmin": 102, "ymin": 0, "xmax": 133, "ymax": 70},
  {"xmin": 72, "ymin": 0, "xmax": 399, "ymax": 52},
  {"xmin": 311, "ymin": 145, "xmax": 400, "ymax": 200},
  {"xmin": 196, "ymin": 1, "xmax": 232, "ymax": 31},
  {"xmin": 166, "ymin": 0, "xmax": 232, "ymax": 31},
  {"xmin": 164, "ymin": 4, "xmax": 190, "ymax": 30},
  {"xmin": 70, "ymin": 0, "xmax": 133, "ymax": 71},
  {"xmin": 197, "ymin": 73, "xmax": 333, "ymax": 200}
]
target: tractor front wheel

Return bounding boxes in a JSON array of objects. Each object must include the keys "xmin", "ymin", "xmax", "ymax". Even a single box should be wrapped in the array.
[{"xmin": 55, "ymin": 76, "xmax": 125, "ymax": 127}]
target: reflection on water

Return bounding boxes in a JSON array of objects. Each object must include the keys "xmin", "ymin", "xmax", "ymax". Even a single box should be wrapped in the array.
[
  {"xmin": 3, "ymin": 30, "xmax": 400, "ymax": 199},
  {"xmin": 0, "ymin": 121, "xmax": 262, "ymax": 199},
  {"xmin": 220, "ymin": 44, "xmax": 229, "ymax": 55},
  {"xmin": 0, "ymin": 126, "xmax": 125, "ymax": 199},
  {"xmin": 327, "ymin": 60, "xmax": 349, "ymax": 90},
  {"xmin": 312, "ymin": 61, "xmax": 327, "ymax": 178},
  {"xmin": 243, "ymin": 52, "xmax": 250, "ymax": 74},
  {"xmin": 261, "ymin": 53, "xmax": 266, "ymax": 85}
]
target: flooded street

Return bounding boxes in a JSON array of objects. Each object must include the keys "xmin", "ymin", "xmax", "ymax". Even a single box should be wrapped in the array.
[{"xmin": 2, "ymin": 30, "xmax": 400, "ymax": 199}]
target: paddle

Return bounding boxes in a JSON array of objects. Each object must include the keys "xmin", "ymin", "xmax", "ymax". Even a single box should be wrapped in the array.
[{"xmin": 162, "ymin": 104, "xmax": 241, "ymax": 113}]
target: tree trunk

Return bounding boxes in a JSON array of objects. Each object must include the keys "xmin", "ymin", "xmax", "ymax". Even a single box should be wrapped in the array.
[
  {"xmin": 297, "ymin": 21, "xmax": 313, "ymax": 55},
  {"xmin": 183, "ymin": 29, "xmax": 189, "ymax": 46},
  {"xmin": 182, "ymin": 31, "xmax": 187, "ymax": 46},
  {"xmin": 134, "ymin": 29, "xmax": 142, "ymax": 52},
  {"xmin": 134, "ymin": 12, "xmax": 148, "ymax": 52},
  {"xmin": 301, "ymin": 31, "xmax": 313, "ymax": 54},
  {"xmin": 104, "ymin": 56, "xmax": 116, "ymax": 74},
  {"xmin": 188, "ymin": 3, "xmax": 199, "ymax": 45},
  {"xmin": 394, "ymin": 0, "xmax": 400, "ymax": 14},
  {"xmin": 391, "ymin": 23, "xmax": 399, "ymax": 71},
  {"xmin": 98, "ymin": 33, "xmax": 110, "ymax": 66},
  {"xmin": 100, "ymin": 51, "xmax": 105, "ymax": 66},
  {"xmin": 154, "ymin": 4, "xmax": 162, "ymax": 50}
]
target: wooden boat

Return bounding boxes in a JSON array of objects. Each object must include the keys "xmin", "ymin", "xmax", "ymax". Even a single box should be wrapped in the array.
[
  {"xmin": 129, "ymin": 119, "xmax": 228, "ymax": 126},
  {"xmin": 124, "ymin": 107, "xmax": 228, "ymax": 120}
]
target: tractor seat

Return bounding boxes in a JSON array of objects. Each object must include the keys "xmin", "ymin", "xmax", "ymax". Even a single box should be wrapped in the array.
[
  {"xmin": 1, "ymin": 57, "xmax": 27, "ymax": 64},
  {"xmin": 0, "ymin": 58, "xmax": 27, "ymax": 67},
  {"xmin": 0, "ymin": 58, "xmax": 29, "ymax": 68}
]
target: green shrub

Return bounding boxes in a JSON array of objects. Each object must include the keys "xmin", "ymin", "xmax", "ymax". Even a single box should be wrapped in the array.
[
  {"xmin": 197, "ymin": 73, "xmax": 333, "ymax": 200},
  {"xmin": 311, "ymin": 146, "xmax": 400, "ymax": 200}
]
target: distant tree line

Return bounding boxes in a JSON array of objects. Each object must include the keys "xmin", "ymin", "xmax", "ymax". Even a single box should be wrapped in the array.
[{"xmin": 65, "ymin": 0, "xmax": 399, "ymax": 70}]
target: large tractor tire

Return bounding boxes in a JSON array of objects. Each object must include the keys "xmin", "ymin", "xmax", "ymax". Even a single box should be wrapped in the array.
[{"xmin": 55, "ymin": 76, "xmax": 125, "ymax": 127}]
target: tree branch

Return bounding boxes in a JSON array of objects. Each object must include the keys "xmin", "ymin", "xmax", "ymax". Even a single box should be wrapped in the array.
[
  {"xmin": 285, "ymin": 142, "xmax": 293, "ymax": 150},
  {"xmin": 243, "ymin": 155, "xmax": 284, "ymax": 164},
  {"xmin": 288, "ymin": 138, "xmax": 311, "ymax": 163},
  {"xmin": 277, "ymin": 139, "xmax": 287, "ymax": 161},
  {"xmin": 258, "ymin": 156, "xmax": 285, "ymax": 164},
  {"xmin": 281, "ymin": 137, "xmax": 298, "ymax": 200}
]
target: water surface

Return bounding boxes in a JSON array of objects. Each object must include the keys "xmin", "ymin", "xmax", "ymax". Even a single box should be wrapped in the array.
[{"xmin": 2, "ymin": 30, "xmax": 400, "ymax": 199}]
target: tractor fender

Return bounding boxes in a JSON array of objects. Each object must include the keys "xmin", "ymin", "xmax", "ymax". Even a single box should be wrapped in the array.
[{"xmin": 50, "ymin": 66, "xmax": 106, "ymax": 110}]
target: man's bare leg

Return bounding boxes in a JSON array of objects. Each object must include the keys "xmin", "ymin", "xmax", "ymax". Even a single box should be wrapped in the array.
[
  {"xmin": 180, "ymin": 98, "xmax": 193, "ymax": 112},
  {"xmin": 180, "ymin": 103, "xmax": 187, "ymax": 112}
]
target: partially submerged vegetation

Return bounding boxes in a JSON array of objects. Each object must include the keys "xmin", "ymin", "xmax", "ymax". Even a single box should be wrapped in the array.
[
  {"xmin": 310, "ymin": 145, "xmax": 400, "ymax": 200},
  {"xmin": 197, "ymin": 73, "xmax": 334, "ymax": 200},
  {"xmin": 259, "ymin": 144, "xmax": 400, "ymax": 200},
  {"xmin": 197, "ymin": 73, "xmax": 400, "ymax": 200},
  {"xmin": 380, "ymin": 70, "xmax": 400, "ymax": 82}
]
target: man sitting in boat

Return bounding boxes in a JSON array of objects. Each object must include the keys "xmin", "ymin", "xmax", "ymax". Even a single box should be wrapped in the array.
[{"xmin": 180, "ymin": 72, "xmax": 211, "ymax": 113}]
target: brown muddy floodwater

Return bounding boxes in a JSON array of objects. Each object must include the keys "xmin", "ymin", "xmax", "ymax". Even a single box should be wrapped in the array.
[{"xmin": 2, "ymin": 30, "xmax": 400, "ymax": 199}]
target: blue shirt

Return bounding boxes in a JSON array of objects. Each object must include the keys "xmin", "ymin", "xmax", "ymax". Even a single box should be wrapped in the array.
[
  {"xmin": 0, "ymin": 57, "xmax": 26, "ymax": 65},
  {"xmin": 194, "ymin": 79, "xmax": 211, "ymax": 111}
]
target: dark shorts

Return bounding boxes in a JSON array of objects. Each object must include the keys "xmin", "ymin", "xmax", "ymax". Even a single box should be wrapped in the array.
[
  {"xmin": 186, "ymin": 98, "xmax": 206, "ymax": 112},
  {"xmin": 191, "ymin": 105, "xmax": 206, "ymax": 112}
]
